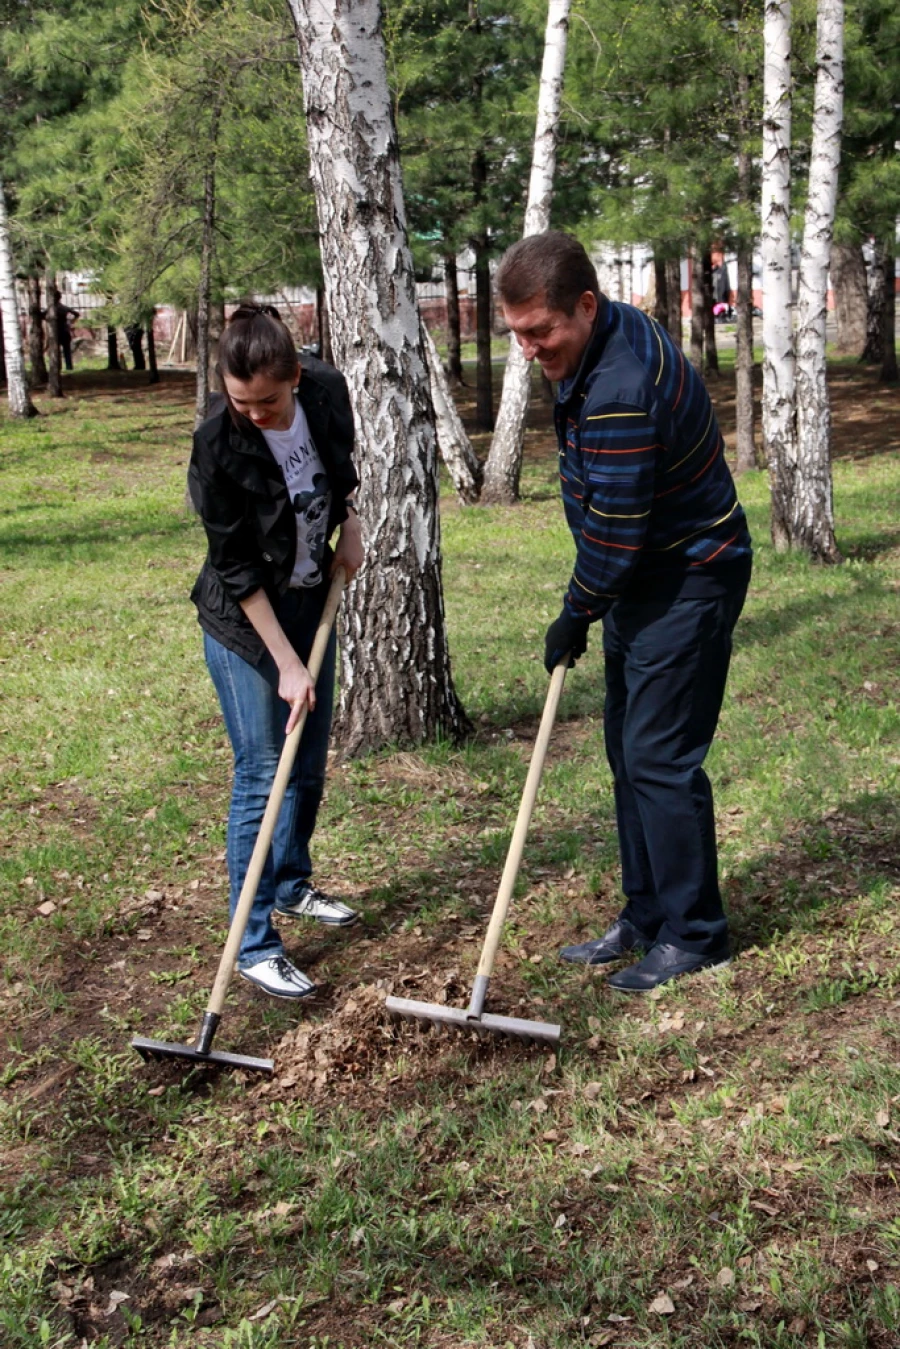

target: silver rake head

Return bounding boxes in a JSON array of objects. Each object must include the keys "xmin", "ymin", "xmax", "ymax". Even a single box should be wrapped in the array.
[{"xmin": 384, "ymin": 996, "xmax": 561, "ymax": 1049}]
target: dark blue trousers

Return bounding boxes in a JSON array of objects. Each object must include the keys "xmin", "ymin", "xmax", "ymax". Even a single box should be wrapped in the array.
[{"xmin": 602, "ymin": 568, "xmax": 750, "ymax": 955}]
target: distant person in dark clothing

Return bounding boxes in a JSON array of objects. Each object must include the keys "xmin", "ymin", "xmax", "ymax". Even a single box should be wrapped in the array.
[
  {"xmin": 53, "ymin": 290, "xmax": 79, "ymax": 371},
  {"xmin": 712, "ymin": 258, "xmax": 731, "ymax": 306},
  {"xmin": 495, "ymin": 231, "xmax": 752, "ymax": 994}
]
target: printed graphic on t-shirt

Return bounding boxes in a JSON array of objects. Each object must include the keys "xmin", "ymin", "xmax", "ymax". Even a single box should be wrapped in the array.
[
  {"xmin": 261, "ymin": 400, "xmax": 332, "ymax": 587},
  {"xmin": 292, "ymin": 474, "xmax": 330, "ymax": 586}
]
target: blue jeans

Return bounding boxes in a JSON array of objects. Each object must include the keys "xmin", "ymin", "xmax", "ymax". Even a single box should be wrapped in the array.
[
  {"xmin": 204, "ymin": 581, "xmax": 336, "ymax": 970},
  {"xmin": 602, "ymin": 567, "xmax": 750, "ymax": 955}
]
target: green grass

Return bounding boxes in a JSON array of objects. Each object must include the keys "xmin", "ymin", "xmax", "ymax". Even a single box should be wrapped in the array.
[{"xmin": 1, "ymin": 365, "xmax": 899, "ymax": 1348}]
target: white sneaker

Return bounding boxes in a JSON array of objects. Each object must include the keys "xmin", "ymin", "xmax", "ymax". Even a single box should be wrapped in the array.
[
  {"xmin": 239, "ymin": 955, "xmax": 316, "ymax": 999},
  {"xmin": 276, "ymin": 884, "xmax": 358, "ymax": 927}
]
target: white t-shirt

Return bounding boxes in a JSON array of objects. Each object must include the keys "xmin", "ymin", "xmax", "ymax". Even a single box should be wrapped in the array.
[{"xmin": 261, "ymin": 398, "xmax": 332, "ymax": 589}]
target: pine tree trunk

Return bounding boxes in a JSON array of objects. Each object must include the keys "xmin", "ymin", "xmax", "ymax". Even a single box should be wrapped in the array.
[
  {"xmin": 622, "ymin": 248, "xmax": 634, "ymax": 305},
  {"xmin": 27, "ymin": 275, "xmax": 47, "ymax": 386},
  {"xmin": 472, "ymin": 211, "xmax": 494, "ymax": 433},
  {"xmin": 653, "ymin": 257, "xmax": 668, "ymax": 328},
  {"xmin": 735, "ymin": 247, "xmax": 759, "ymax": 472},
  {"xmin": 881, "ymin": 240, "xmax": 898, "ymax": 384},
  {"xmin": 443, "ymin": 253, "xmax": 464, "ymax": 386},
  {"xmin": 665, "ymin": 257, "xmax": 682, "ymax": 346},
  {"xmin": 194, "ymin": 151, "xmax": 217, "ymax": 428},
  {"xmin": 702, "ymin": 249, "xmax": 719, "ymax": 374},
  {"xmin": 106, "ymin": 326, "xmax": 121, "ymax": 371},
  {"xmin": 482, "ymin": 0, "xmax": 571, "ymax": 505},
  {"xmin": 288, "ymin": 0, "xmax": 471, "ymax": 754},
  {"xmin": 0, "ymin": 179, "xmax": 38, "ymax": 417},
  {"xmin": 794, "ymin": 0, "xmax": 843, "ymax": 564},
  {"xmin": 735, "ymin": 71, "xmax": 759, "ymax": 473},
  {"xmin": 689, "ymin": 248, "xmax": 704, "ymax": 372},
  {"xmin": 422, "ymin": 320, "xmax": 482, "ymax": 503},
  {"xmin": 830, "ymin": 242, "xmax": 867, "ymax": 355},
  {"xmin": 316, "ymin": 285, "xmax": 332, "ymax": 364},
  {"xmin": 762, "ymin": 0, "xmax": 796, "ymax": 552},
  {"xmin": 208, "ymin": 300, "xmax": 225, "ymax": 393},
  {"xmin": 147, "ymin": 311, "xmax": 160, "ymax": 384},
  {"xmin": 45, "ymin": 274, "xmax": 63, "ymax": 398},
  {"xmin": 127, "ymin": 325, "xmax": 146, "ymax": 370}
]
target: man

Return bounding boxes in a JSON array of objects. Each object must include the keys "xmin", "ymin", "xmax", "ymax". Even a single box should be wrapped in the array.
[
  {"xmin": 495, "ymin": 231, "xmax": 752, "ymax": 993},
  {"xmin": 52, "ymin": 289, "xmax": 79, "ymax": 371}
]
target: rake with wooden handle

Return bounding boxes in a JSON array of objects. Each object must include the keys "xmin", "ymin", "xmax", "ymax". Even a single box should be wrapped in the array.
[
  {"xmin": 386, "ymin": 658, "xmax": 567, "ymax": 1048},
  {"xmin": 132, "ymin": 568, "xmax": 346, "ymax": 1075}
]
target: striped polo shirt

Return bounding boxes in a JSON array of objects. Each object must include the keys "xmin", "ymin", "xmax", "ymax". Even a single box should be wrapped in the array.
[{"xmin": 554, "ymin": 298, "xmax": 752, "ymax": 623}]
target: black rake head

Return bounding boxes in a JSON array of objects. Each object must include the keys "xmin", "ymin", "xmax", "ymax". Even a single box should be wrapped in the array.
[{"xmin": 131, "ymin": 1036, "xmax": 274, "ymax": 1075}]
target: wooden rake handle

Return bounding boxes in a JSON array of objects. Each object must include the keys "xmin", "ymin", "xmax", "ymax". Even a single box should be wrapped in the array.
[
  {"xmin": 472, "ymin": 658, "xmax": 568, "ymax": 994},
  {"xmin": 205, "ymin": 568, "xmax": 346, "ymax": 1019}
]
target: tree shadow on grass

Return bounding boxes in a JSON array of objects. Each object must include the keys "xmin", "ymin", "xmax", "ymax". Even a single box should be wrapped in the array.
[
  {"xmin": 301, "ymin": 786, "xmax": 899, "ymax": 989},
  {"xmin": 726, "ymin": 790, "xmax": 899, "ymax": 952},
  {"xmin": 840, "ymin": 530, "xmax": 900, "ymax": 562},
  {"xmin": 734, "ymin": 579, "xmax": 895, "ymax": 648},
  {"xmin": 0, "ymin": 510, "xmax": 196, "ymax": 561}
]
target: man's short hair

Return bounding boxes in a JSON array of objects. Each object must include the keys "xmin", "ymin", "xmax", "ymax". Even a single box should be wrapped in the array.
[{"xmin": 494, "ymin": 231, "xmax": 600, "ymax": 315}]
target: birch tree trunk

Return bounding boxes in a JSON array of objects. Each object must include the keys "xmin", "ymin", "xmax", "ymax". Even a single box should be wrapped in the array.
[
  {"xmin": 0, "ymin": 179, "xmax": 37, "ymax": 418},
  {"xmin": 422, "ymin": 321, "xmax": 482, "ymax": 504},
  {"xmin": 482, "ymin": 0, "xmax": 571, "ymax": 505},
  {"xmin": 862, "ymin": 238, "xmax": 886, "ymax": 365},
  {"xmin": 794, "ymin": 0, "xmax": 843, "ymax": 563},
  {"xmin": 761, "ymin": 0, "xmax": 796, "ymax": 552},
  {"xmin": 288, "ymin": 0, "xmax": 470, "ymax": 753}
]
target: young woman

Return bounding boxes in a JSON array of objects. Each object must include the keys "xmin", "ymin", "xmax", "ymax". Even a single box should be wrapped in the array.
[{"xmin": 188, "ymin": 304, "xmax": 364, "ymax": 999}]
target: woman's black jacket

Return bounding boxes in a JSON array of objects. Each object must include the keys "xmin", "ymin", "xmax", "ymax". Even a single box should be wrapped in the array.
[{"xmin": 188, "ymin": 353, "xmax": 359, "ymax": 664}]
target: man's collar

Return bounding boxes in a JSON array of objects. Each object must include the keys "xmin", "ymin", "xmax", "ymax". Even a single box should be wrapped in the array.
[{"xmin": 559, "ymin": 293, "xmax": 614, "ymax": 400}]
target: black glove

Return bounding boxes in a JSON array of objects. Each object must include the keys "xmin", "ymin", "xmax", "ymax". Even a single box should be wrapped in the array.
[{"xmin": 544, "ymin": 610, "xmax": 589, "ymax": 675}]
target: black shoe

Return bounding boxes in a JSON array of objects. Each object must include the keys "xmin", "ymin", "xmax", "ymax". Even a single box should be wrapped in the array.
[
  {"xmin": 559, "ymin": 917, "xmax": 655, "ymax": 966},
  {"xmin": 607, "ymin": 941, "xmax": 731, "ymax": 993}
]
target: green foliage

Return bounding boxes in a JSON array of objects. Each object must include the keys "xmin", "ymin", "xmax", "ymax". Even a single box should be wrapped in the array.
[
  {"xmin": 387, "ymin": 0, "xmax": 544, "ymax": 263},
  {"xmin": 838, "ymin": 0, "xmax": 900, "ymax": 243},
  {"xmin": 2, "ymin": 0, "xmax": 318, "ymax": 316}
]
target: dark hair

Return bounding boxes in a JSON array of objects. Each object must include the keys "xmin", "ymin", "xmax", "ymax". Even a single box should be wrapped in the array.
[
  {"xmin": 494, "ymin": 231, "xmax": 600, "ymax": 315},
  {"xmin": 217, "ymin": 302, "xmax": 298, "ymax": 383}
]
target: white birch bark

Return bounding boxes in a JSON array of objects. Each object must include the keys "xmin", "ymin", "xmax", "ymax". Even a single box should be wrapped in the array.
[
  {"xmin": 481, "ymin": 0, "xmax": 571, "ymax": 505},
  {"xmin": 288, "ymin": 0, "xmax": 469, "ymax": 753},
  {"xmin": 761, "ymin": 0, "xmax": 796, "ymax": 551},
  {"xmin": 0, "ymin": 179, "xmax": 37, "ymax": 418},
  {"xmin": 794, "ymin": 0, "xmax": 843, "ymax": 562},
  {"xmin": 421, "ymin": 320, "xmax": 482, "ymax": 504}
]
